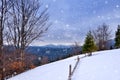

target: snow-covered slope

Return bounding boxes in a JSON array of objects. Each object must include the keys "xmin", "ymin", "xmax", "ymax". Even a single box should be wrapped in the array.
[
  {"xmin": 72, "ymin": 49, "xmax": 120, "ymax": 80},
  {"xmin": 8, "ymin": 49, "xmax": 120, "ymax": 80}
]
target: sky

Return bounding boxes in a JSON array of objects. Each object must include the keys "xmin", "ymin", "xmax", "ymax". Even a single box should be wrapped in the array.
[{"xmin": 32, "ymin": 0, "xmax": 120, "ymax": 46}]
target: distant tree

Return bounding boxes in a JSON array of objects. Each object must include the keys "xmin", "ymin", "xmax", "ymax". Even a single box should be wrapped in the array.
[
  {"xmin": 93, "ymin": 23, "xmax": 111, "ymax": 50},
  {"xmin": 40, "ymin": 56, "xmax": 49, "ymax": 65},
  {"xmin": 110, "ymin": 45, "xmax": 113, "ymax": 49},
  {"xmin": 115, "ymin": 25, "xmax": 120, "ymax": 48},
  {"xmin": 82, "ymin": 31, "xmax": 97, "ymax": 56},
  {"xmin": 73, "ymin": 41, "xmax": 81, "ymax": 55},
  {"xmin": 9, "ymin": 61, "xmax": 25, "ymax": 73},
  {"xmin": 1, "ymin": 50, "xmax": 37, "ymax": 78}
]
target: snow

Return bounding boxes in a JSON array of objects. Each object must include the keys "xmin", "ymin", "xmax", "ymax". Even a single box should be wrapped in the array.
[
  {"xmin": 45, "ymin": 5, "xmax": 49, "ymax": 8},
  {"xmin": 66, "ymin": 24, "xmax": 70, "ymax": 27},
  {"xmin": 72, "ymin": 49, "xmax": 120, "ymax": 80},
  {"xmin": 116, "ymin": 5, "xmax": 119, "ymax": 8},
  {"xmin": 53, "ymin": 0, "xmax": 56, "ymax": 2},
  {"xmin": 8, "ymin": 49, "xmax": 120, "ymax": 80},
  {"xmin": 7, "ymin": 55, "xmax": 83, "ymax": 80},
  {"xmin": 105, "ymin": 1, "xmax": 108, "ymax": 4},
  {"xmin": 54, "ymin": 20, "xmax": 58, "ymax": 23}
]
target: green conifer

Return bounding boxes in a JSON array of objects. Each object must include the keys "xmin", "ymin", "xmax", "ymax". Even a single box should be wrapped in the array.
[
  {"xmin": 115, "ymin": 25, "xmax": 120, "ymax": 48},
  {"xmin": 82, "ymin": 31, "xmax": 97, "ymax": 56}
]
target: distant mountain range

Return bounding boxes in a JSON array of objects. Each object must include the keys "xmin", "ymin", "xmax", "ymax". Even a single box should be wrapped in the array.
[
  {"xmin": 42, "ymin": 44, "xmax": 73, "ymax": 48},
  {"xmin": 5, "ymin": 39, "xmax": 115, "ymax": 63},
  {"xmin": 26, "ymin": 45, "xmax": 75, "ymax": 62}
]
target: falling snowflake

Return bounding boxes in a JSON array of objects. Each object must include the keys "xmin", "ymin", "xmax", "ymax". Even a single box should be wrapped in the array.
[
  {"xmin": 47, "ymin": 35, "xmax": 50, "ymax": 37},
  {"xmin": 54, "ymin": 20, "xmax": 58, "ymax": 23},
  {"xmin": 66, "ymin": 24, "xmax": 70, "ymax": 27},
  {"xmin": 97, "ymin": 15, "xmax": 104, "ymax": 19},
  {"xmin": 46, "ymin": 50, "xmax": 50, "ymax": 54},
  {"xmin": 45, "ymin": 5, "xmax": 49, "ymax": 8},
  {"xmin": 53, "ymin": 0, "xmax": 56, "ymax": 2},
  {"xmin": 47, "ymin": 34, "xmax": 54, "ymax": 38},
  {"xmin": 116, "ymin": 5, "xmax": 119, "ymax": 8},
  {"xmin": 105, "ymin": 1, "xmax": 108, "ymax": 4},
  {"xmin": 97, "ymin": 15, "xmax": 101, "ymax": 18}
]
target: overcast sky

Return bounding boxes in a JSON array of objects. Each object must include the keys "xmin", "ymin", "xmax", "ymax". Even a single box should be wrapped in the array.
[{"xmin": 32, "ymin": 0, "xmax": 120, "ymax": 46}]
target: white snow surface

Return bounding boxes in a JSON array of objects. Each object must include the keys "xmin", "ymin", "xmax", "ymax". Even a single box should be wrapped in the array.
[{"xmin": 8, "ymin": 49, "xmax": 120, "ymax": 80}]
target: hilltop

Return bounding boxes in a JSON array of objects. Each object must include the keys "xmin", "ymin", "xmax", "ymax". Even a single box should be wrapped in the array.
[{"xmin": 8, "ymin": 49, "xmax": 120, "ymax": 80}]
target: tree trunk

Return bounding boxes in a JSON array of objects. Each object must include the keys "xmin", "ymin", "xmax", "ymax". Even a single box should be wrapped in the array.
[{"xmin": 0, "ymin": 0, "xmax": 4, "ymax": 79}]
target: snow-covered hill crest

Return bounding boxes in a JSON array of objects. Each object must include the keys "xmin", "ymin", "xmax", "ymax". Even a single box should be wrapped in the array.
[{"xmin": 8, "ymin": 49, "xmax": 120, "ymax": 80}]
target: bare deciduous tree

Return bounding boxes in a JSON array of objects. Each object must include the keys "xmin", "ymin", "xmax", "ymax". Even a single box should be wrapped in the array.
[
  {"xmin": 40, "ymin": 56, "xmax": 49, "ymax": 65},
  {"xmin": 93, "ymin": 23, "xmax": 111, "ymax": 50},
  {"xmin": 6, "ymin": 0, "xmax": 50, "ymax": 62},
  {"xmin": 0, "ymin": 0, "xmax": 11, "ymax": 79},
  {"xmin": 2, "ymin": 1, "xmax": 51, "ymax": 76},
  {"xmin": 73, "ymin": 41, "xmax": 81, "ymax": 55}
]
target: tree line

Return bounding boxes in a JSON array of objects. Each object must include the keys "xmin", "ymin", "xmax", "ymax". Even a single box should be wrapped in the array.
[{"xmin": 82, "ymin": 23, "xmax": 120, "ymax": 56}]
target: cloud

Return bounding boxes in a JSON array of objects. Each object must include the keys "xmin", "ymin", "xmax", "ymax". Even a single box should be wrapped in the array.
[{"xmin": 32, "ymin": 0, "xmax": 120, "ymax": 45}]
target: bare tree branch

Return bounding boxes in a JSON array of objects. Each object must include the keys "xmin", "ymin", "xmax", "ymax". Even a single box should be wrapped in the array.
[
  {"xmin": 92, "ymin": 23, "xmax": 111, "ymax": 50},
  {"xmin": 6, "ymin": 0, "xmax": 51, "ymax": 61}
]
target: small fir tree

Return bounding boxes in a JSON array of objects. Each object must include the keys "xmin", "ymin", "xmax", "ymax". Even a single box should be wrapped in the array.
[
  {"xmin": 115, "ymin": 25, "xmax": 120, "ymax": 48},
  {"xmin": 82, "ymin": 31, "xmax": 97, "ymax": 56}
]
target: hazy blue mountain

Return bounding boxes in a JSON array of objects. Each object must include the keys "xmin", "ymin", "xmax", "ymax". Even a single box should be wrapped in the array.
[{"xmin": 26, "ymin": 45, "xmax": 75, "ymax": 62}]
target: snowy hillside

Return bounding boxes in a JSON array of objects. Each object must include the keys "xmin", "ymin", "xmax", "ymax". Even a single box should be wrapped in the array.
[{"xmin": 8, "ymin": 49, "xmax": 120, "ymax": 80}]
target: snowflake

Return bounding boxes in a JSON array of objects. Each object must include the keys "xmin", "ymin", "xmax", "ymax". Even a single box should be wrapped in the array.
[
  {"xmin": 53, "ymin": 0, "xmax": 56, "ymax": 2},
  {"xmin": 66, "ymin": 24, "xmax": 70, "ymax": 27},
  {"xmin": 97, "ymin": 15, "xmax": 104, "ymax": 19},
  {"xmin": 46, "ymin": 50, "xmax": 50, "ymax": 54},
  {"xmin": 47, "ymin": 35, "xmax": 50, "ymax": 37},
  {"xmin": 105, "ymin": 1, "xmax": 108, "ymax": 4},
  {"xmin": 97, "ymin": 15, "xmax": 101, "ymax": 18},
  {"xmin": 116, "ymin": 5, "xmax": 119, "ymax": 8},
  {"xmin": 54, "ymin": 20, "xmax": 58, "ymax": 23},
  {"xmin": 47, "ymin": 34, "xmax": 54, "ymax": 38},
  {"xmin": 45, "ymin": 5, "xmax": 49, "ymax": 8},
  {"xmin": 107, "ymin": 17, "xmax": 111, "ymax": 20}
]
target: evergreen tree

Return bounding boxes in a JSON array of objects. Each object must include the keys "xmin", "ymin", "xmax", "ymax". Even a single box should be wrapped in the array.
[
  {"xmin": 115, "ymin": 25, "xmax": 120, "ymax": 48},
  {"xmin": 82, "ymin": 31, "xmax": 97, "ymax": 56}
]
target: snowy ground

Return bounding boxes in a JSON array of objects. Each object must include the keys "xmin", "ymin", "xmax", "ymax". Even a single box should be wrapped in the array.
[
  {"xmin": 8, "ymin": 49, "xmax": 120, "ymax": 80},
  {"xmin": 72, "ymin": 49, "xmax": 120, "ymax": 80}
]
